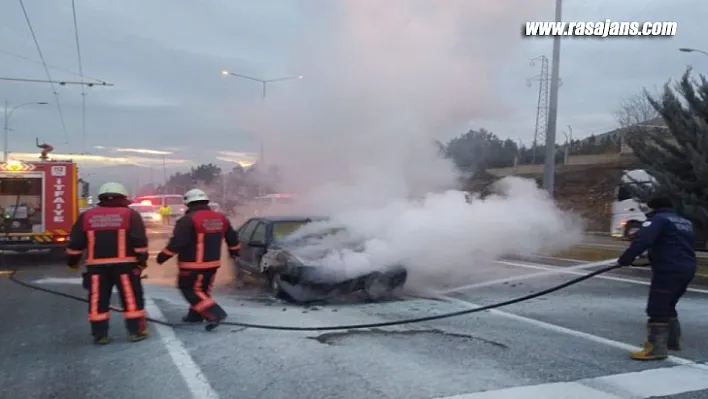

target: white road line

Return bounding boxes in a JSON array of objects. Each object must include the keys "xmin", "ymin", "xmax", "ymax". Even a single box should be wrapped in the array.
[
  {"xmin": 437, "ymin": 260, "xmax": 616, "ymax": 294},
  {"xmin": 516, "ymin": 254, "xmax": 585, "ymax": 263},
  {"xmin": 495, "ymin": 260, "xmax": 708, "ymax": 295},
  {"xmin": 144, "ymin": 298, "xmax": 220, "ymax": 399},
  {"xmin": 438, "ymin": 295, "xmax": 708, "ymax": 371},
  {"xmin": 434, "ymin": 364, "xmax": 708, "ymax": 398}
]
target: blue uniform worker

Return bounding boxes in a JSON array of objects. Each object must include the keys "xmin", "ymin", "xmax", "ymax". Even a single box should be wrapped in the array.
[{"xmin": 617, "ymin": 196, "xmax": 697, "ymax": 361}]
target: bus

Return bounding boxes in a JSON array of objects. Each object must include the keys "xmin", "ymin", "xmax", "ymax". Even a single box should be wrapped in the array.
[{"xmin": 610, "ymin": 169, "xmax": 654, "ymax": 239}]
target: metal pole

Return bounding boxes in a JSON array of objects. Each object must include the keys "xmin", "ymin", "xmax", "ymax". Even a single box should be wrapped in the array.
[
  {"xmin": 3, "ymin": 101, "xmax": 8, "ymax": 162},
  {"xmin": 543, "ymin": 0, "xmax": 562, "ymax": 195},
  {"xmin": 566, "ymin": 125, "xmax": 572, "ymax": 164},
  {"xmin": 162, "ymin": 155, "xmax": 167, "ymax": 192}
]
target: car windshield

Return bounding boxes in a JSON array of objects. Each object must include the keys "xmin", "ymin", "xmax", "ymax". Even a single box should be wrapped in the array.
[{"xmin": 272, "ymin": 221, "xmax": 311, "ymax": 242}]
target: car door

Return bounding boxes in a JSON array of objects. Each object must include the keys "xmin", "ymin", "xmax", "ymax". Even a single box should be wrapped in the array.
[
  {"xmin": 235, "ymin": 219, "xmax": 261, "ymax": 273},
  {"xmin": 247, "ymin": 222, "xmax": 269, "ymax": 274}
]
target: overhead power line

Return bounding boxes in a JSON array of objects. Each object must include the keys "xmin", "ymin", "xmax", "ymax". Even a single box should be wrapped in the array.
[
  {"xmin": 0, "ymin": 48, "xmax": 107, "ymax": 83},
  {"xmin": 0, "ymin": 76, "xmax": 113, "ymax": 86},
  {"xmin": 71, "ymin": 0, "xmax": 87, "ymax": 152},
  {"xmin": 18, "ymin": 0, "xmax": 70, "ymax": 145}
]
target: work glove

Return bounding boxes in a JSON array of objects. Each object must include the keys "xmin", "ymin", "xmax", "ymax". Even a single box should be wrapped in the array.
[{"xmin": 156, "ymin": 252, "xmax": 170, "ymax": 265}]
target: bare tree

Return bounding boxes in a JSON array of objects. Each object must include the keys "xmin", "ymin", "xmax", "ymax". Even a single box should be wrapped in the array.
[
  {"xmin": 614, "ymin": 92, "xmax": 661, "ymax": 153},
  {"xmin": 614, "ymin": 92, "xmax": 660, "ymax": 128}
]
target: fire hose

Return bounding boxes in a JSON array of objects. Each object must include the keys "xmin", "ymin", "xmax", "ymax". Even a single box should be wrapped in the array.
[{"xmin": 4, "ymin": 257, "xmax": 622, "ymax": 332}]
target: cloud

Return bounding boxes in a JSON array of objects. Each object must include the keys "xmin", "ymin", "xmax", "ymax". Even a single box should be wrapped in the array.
[
  {"xmin": 215, "ymin": 151, "xmax": 259, "ymax": 167},
  {"xmin": 113, "ymin": 148, "xmax": 174, "ymax": 155},
  {"xmin": 8, "ymin": 152, "xmax": 189, "ymax": 167}
]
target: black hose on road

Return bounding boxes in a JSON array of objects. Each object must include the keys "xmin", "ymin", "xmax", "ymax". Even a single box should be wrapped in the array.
[{"xmin": 5, "ymin": 263, "xmax": 621, "ymax": 332}]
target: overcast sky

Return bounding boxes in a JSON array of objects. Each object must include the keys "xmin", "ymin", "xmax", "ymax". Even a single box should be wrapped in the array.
[{"xmin": 1, "ymin": 0, "xmax": 706, "ymax": 188}]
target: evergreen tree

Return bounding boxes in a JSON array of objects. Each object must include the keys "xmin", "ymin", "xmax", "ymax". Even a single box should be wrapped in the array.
[{"xmin": 626, "ymin": 68, "xmax": 708, "ymax": 230}]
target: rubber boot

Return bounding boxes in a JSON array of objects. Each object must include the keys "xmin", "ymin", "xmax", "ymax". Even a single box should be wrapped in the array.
[
  {"xmin": 204, "ymin": 306, "xmax": 228, "ymax": 332},
  {"xmin": 631, "ymin": 322, "xmax": 669, "ymax": 360},
  {"xmin": 668, "ymin": 318, "xmax": 681, "ymax": 351},
  {"xmin": 91, "ymin": 321, "xmax": 109, "ymax": 345},
  {"xmin": 182, "ymin": 309, "xmax": 204, "ymax": 323},
  {"xmin": 126, "ymin": 317, "xmax": 149, "ymax": 343}
]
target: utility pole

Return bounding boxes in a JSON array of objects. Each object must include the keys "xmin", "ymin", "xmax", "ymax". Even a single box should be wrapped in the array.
[
  {"xmin": 543, "ymin": 0, "xmax": 563, "ymax": 196},
  {"xmin": 162, "ymin": 155, "xmax": 167, "ymax": 193},
  {"xmin": 527, "ymin": 56, "xmax": 550, "ymax": 164}
]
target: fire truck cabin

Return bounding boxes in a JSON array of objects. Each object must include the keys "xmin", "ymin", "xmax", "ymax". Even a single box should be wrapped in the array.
[{"xmin": 0, "ymin": 159, "xmax": 79, "ymax": 253}]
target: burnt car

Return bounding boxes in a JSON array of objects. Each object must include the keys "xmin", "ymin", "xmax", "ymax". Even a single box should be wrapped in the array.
[{"xmin": 234, "ymin": 216, "xmax": 408, "ymax": 303}]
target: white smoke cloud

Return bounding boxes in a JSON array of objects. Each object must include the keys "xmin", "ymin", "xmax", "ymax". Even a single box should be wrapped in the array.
[
  {"xmin": 233, "ymin": 1, "xmax": 580, "ymax": 288},
  {"xmin": 282, "ymin": 177, "xmax": 583, "ymax": 284}
]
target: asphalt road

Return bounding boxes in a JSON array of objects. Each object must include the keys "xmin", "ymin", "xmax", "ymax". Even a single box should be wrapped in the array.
[{"xmin": 2, "ymin": 237, "xmax": 708, "ymax": 399}]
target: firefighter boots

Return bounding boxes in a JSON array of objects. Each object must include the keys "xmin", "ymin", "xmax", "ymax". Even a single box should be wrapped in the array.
[
  {"xmin": 204, "ymin": 307, "xmax": 228, "ymax": 332},
  {"xmin": 127, "ymin": 329, "xmax": 149, "ymax": 343},
  {"xmin": 631, "ymin": 322, "xmax": 669, "ymax": 361},
  {"xmin": 182, "ymin": 309, "xmax": 204, "ymax": 323},
  {"xmin": 93, "ymin": 336, "xmax": 110, "ymax": 345},
  {"xmin": 668, "ymin": 318, "xmax": 681, "ymax": 351}
]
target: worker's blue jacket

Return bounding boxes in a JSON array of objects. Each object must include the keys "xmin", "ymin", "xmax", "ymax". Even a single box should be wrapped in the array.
[{"xmin": 618, "ymin": 208, "xmax": 697, "ymax": 274}]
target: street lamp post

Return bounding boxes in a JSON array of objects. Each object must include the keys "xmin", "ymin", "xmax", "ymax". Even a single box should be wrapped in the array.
[
  {"xmin": 3, "ymin": 101, "xmax": 49, "ymax": 161},
  {"xmin": 220, "ymin": 70, "xmax": 303, "ymax": 99},
  {"xmin": 219, "ymin": 70, "xmax": 302, "ymax": 169},
  {"xmin": 679, "ymin": 47, "xmax": 708, "ymax": 57}
]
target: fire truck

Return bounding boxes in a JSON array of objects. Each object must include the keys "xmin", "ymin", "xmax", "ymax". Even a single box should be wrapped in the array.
[{"xmin": 0, "ymin": 158, "xmax": 82, "ymax": 254}]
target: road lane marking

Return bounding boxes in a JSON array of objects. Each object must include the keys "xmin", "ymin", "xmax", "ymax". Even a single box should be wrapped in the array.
[
  {"xmin": 495, "ymin": 260, "xmax": 708, "ymax": 295},
  {"xmin": 438, "ymin": 295, "xmax": 707, "ymax": 370},
  {"xmin": 144, "ymin": 298, "xmax": 220, "ymax": 399},
  {"xmin": 516, "ymin": 254, "xmax": 585, "ymax": 263},
  {"xmin": 437, "ymin": 260, "xmax": 616, "ymax": 294},
  {"xmin": 434, "ymin": 364, "xmax": 708, "ymax": 398}
]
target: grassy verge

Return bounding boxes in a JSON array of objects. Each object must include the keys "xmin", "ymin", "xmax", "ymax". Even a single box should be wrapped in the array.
[{"xmin": 549, "ymin": 246, "xmax": 708, "ymax": 277}]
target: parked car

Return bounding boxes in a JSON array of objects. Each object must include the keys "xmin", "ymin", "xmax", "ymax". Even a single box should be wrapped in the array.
[
  {"xmin": 128, "ymin": 203, "xmax": 162, "ymax": 225},
  {"xmin": 235, "ymin": 215, "xmax": 408, "ymax": 303}
]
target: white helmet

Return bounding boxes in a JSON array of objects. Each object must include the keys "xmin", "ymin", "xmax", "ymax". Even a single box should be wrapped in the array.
[
  {"xmin": 97, "ymin": 182, "xmax": 129, "ymax": 198},
  {"xmin": 184, "ymin": 188, "xmax": 209, "ymax": 205}
]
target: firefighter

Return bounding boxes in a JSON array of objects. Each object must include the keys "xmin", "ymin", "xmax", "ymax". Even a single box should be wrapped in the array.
[
  {"xmin": 617, "ymin": 196, "xmax": 697, "ymax": 361},
  {"xmin": 156, "ymin": 188, "xmax": 239, "ymax": 331},
  {"xmin": 159, "ymin": 203, "xmax": 172, "ymax": 225},
  {"xmin": 65, "ymin": 182, "xmax": 150, "ymax": 345}
]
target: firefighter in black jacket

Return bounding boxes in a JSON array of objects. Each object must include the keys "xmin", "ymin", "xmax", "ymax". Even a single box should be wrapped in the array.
[
  {"xmin": 156, "ymin": 188, "xmax": 240, "ymax": 331},
  {"xmin": 65, "ymin": 182, "xmax": 150, "ymax": 345},
  {"xmin": 617, "ymin": 196, "xmax": 697, "ymax": 361}
]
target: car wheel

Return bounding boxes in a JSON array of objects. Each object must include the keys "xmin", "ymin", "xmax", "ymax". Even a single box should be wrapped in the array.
[
  {"xmin": 363, "ymin": 272, "xmax": 391, "ymax": 301},
  {"xmin": 267, "ymin": 271, "xmax": 290, "ymax": 301}
]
